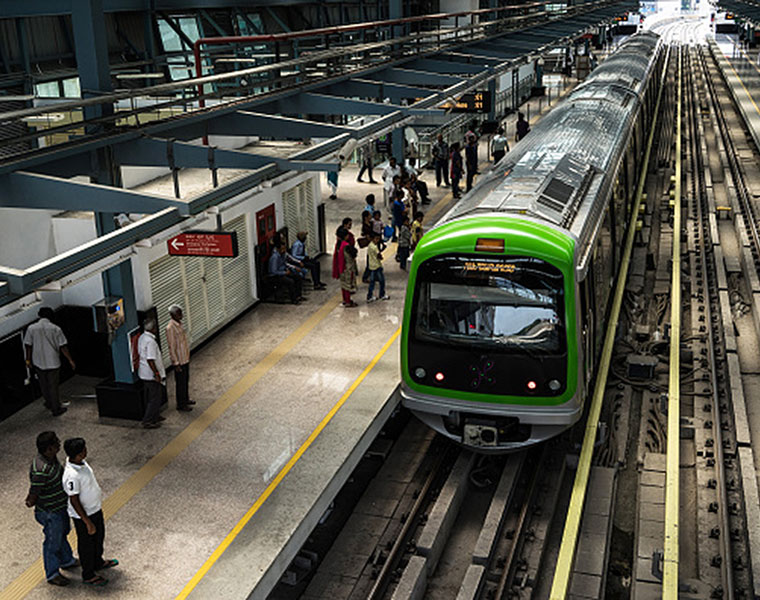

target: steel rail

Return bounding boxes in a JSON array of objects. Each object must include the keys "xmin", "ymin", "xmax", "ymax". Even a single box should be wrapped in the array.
[
  {"xmin": 662, "ymin": 44, "xmax": 682, "ymax": 599},
  {"xmin": 548, "ymin": 42, "xmax": 672, "ymax": 600},
  {"xmin": 691, "ymin": 45, "xmax": 735, "ymax": 600},
  {"xmin": 365, "ymin": 448, "xmax": 450, "ymax": 600}
]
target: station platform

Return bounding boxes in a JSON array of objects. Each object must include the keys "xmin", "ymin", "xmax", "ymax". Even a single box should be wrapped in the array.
[
  {"xmin": 712, "ymin": 34, "xmax": 760, "ymax": 153},
  {"xmin": 0, "ymin": 78, "xmax": 576, "ymax": 600}
]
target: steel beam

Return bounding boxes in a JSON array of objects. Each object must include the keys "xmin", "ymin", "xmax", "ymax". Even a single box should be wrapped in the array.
[
  {"xmin": 401, "ymin": 57, "xmax": 485, "ymax": 74},
  {"xmin": 319, "ymin": 78, "xmax": 432, "ymax": 101},
  {"xmin": 259, "ymin": 92, "xmax": 405, "ymax": 116},
  {"xmin": 363, "ymin": 68, "xmax": 464, "ymax": 86},
  {"xmin": 115, "ymin": 137, "xmax": 339, "ymax": 171},
  {"xmin": 207, "ymin": 111, "xmax": 353, "ymax": 138},
  {"xmin": 1, "ymin": 171, "xmax": 189, "ymax": 214}
]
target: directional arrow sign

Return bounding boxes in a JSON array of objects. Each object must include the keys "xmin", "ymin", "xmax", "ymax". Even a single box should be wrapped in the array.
[{"xmin": 167, "ymin": 231, "xmax": 238, "ymax": 258}]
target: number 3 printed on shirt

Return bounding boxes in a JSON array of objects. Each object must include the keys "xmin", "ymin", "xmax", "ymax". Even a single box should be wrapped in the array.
[{"xmin": 68, "ymin": 481, "xmax": 74, "ymax": 491}]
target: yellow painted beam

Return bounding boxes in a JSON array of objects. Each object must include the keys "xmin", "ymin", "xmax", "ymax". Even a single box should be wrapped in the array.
[{"xmin": 549, "ymin": 45, "xmax": 671, "ymax": 600}]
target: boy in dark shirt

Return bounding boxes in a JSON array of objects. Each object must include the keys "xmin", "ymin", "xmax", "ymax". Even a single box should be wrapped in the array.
[{"xmin": 25, "ymin": 431, "xmax": 78, "ymax": 586}]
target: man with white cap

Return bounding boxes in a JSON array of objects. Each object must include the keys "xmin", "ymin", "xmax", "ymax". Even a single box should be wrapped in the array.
[{"xmin": 166, "ymin": 305, "xmax": 193, "ymax": 412}]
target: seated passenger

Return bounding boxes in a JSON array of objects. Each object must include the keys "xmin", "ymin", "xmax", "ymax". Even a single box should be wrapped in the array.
[
  {"xmin": 291, "ymin": 231, "xmax": 326, "ymax": 290},
  {"xmin": 268, "ymin": 243, "xmax": 304, "ymax": 304}
]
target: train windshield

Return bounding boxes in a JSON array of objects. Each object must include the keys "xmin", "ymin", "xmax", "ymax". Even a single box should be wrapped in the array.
[{"xmin": 414, "ymin": 255, "xmax": 566, "ymax": 353}]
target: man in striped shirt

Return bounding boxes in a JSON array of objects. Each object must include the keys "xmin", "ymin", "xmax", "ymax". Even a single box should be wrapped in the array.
[
  {"xmin": 166, "ymin": 305, "xmax": 194, "ymax": 412},
  {"xmin": 25, "ymin": 431, "xmax": 78, "ymax": 586}
]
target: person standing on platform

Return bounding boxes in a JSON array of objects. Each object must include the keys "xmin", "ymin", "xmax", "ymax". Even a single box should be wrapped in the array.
[
  {"xmin": 24, "ymin": 307, "xmax": 75, "ymax": 417},
  {"xmin": 450, "ymin": 143, "xmax": 463, "ymax": 199},
  {"xmin": 491, "ymin": 127, "xmax": 510, "ymax": 163},
  {"xmin": 366, "ymin": 232, "xmax": 389, "ymax": 303},
  {"xmin": 62, "ymin": 438, "xmax": 118, "ymax": 587},
  {"xmin": 25, "ymin": 431, "xmax": 79, "ymax": 587},
  {"xmin": 465, "ymin": 138, "xmax": 478, "ymax": 192},
  {"xmin": 382, "ymin": 157, "xmax": 402, "ymax": 208},
  {"xmin": 137, "ymin": 318, "xmax": 166, "ymax": 429},
  {"xmin": 356, "ymin": 144, "xmax": 377, "ymax": 183},
  {"xmin": 432, "ymin": 134, "xmax": 449, "ymax": 187},
  {"xmin": 166, "ymin": 305, "xmax": 194, "ymax": 413},
  {"xmin": 397, "ymin": 216, "xmax": 412, "ymax": 271},
  {"xmin": 516, "ymin": 112, "xmax": 531, "ymax": 141}
]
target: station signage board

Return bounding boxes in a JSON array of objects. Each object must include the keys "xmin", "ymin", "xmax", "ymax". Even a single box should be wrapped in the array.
[
  {"xmin": 167, "ymin": 231, "xmax": 239, "ymax": 258},
  {"xmin": 439, "ymin": 91, "xmax": 491, "ymax": 114}
]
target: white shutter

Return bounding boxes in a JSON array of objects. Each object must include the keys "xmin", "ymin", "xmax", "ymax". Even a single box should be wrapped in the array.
[
  {"xmin": 204, "ymin": 257, "xmax": 226, "ymax": 332},
  {"xmin": 183, "ymin": 256, "xmax": 209, "ymax": 345},
  {"xmin": 222, "ymin": 215, "xmax": 253, "ymax": 318},
  {"xmin": 282, "ymin": 186, "xmax": 299, "ymax": 242},
  {"xmin": 149, "ymin": 254, "xmax": 183, "ymax": 365},
  {"xmin": 301, "ymin": 179, "xmax": 319, "ymax": 256}
]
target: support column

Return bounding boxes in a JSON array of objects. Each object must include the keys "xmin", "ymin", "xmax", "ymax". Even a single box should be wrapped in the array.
[
  {"xmin": 71, "ymin": 0, "xmax": 112, "ymax": 121},
  {"xmin": 392, "ymin": 128, "xmax": 404, "ymax": 166},
  {"xmin": 74, "ymin": 0, "xmax": 137, "ymax": 385},
  {"xmin": 488, "ymin": 77, "xmax": 497, "ymax": 121}
]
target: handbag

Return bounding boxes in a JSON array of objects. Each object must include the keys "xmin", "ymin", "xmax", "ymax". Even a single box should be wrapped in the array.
[{"xmin": 358, "ymin": 236, "xmax": 370, "ymax": 249}]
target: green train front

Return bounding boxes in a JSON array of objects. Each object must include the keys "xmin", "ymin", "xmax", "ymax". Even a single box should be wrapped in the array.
[{"xmin": 401, "ymin": 216, "xmax": 581, "ymax": 451}]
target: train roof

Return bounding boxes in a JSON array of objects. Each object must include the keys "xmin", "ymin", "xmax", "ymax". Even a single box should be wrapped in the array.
[{"xmin": 441, "ymin": 32, "xmax": 661, "ymax": 241}]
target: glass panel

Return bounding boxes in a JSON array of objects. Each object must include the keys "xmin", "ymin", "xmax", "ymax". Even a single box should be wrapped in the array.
[
  {"xmin": 414, "ymin": 255, "xmax": 566, "ymax": 353},
  {"xmin": 34, "ymin": 81, "xmax": 60, "ymax": 98},
  {"xmin": 62, "ymin": 78, "xmax": 81, "ymax": 98}
]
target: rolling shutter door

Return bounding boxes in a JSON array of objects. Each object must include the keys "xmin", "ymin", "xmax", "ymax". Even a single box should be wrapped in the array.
[
  {"xmin": 301, "ymin": 179, "xmax": 319, "ymax": 257},
  {"xmin": 222, "ymin": 215, "xmax": 253, "ymax": 318},
  {"xmin": 183, "ymin": 256, "xmax": 209, "ymax": 346},
  {"xmin": 282, "ymin": 186, "xmax": 299, "ymax": 243},
  {"xmin": 283, "ymin": 179, "xmax": 318, "ymax": 253}
]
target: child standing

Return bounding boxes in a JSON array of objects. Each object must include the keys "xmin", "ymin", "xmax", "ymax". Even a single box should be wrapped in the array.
[
  {"xmin": 398, "ymin": 216, "xmax": 412, "ymax": 271},
  {"xmin": 411, "ymin": 211, "xmax": 425, "ymax": 250},
  {"xmin": 62, "ymin": 438, "xmax": 118, "ymax": 586},
  {"xmin": 366, "ymin": 233, "xmax": 390, "ymax": 303}
]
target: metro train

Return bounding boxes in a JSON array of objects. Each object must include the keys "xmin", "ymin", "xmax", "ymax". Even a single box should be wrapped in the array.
[{"xmin": 400, "ymin": 32, "xmax": 665, "ymax": 451}]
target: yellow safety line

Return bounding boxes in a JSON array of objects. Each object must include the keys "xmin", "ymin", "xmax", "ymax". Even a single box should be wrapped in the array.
[
  {"xmin": 0, "ymin": 295, "xmax": 342, "ymax": 600},
  {"xmin": 176, "ymin": 327, "xmax": 401, "ymax": 599},
  {"xmin": 663, "ymin": 47, "xmax": 682, "ymax": 599},
  {"xmin": 549, "ymin": 46, "xmax": 671, "ymax": 600}
]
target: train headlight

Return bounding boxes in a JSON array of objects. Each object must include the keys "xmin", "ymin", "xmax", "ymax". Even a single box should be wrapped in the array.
[
  {"xmin": 548, "ymin": 379, "xmax": 561, "ymax": 391},
  {"xmin": 414, "ymin": 367, "xmax": 426, "ymax": 380},
  {"xmin": 526, "ymin": 380, "xmax": 537, "ymax": 391},
  {"xmin": 435, "ymin": 372, "xmax": 445, "ymax": 382}
]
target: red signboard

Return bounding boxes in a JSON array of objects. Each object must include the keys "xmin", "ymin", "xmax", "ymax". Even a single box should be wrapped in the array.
[{"xmin": 167, "ymin": 231, "xmax": 239, "ymax": 258}]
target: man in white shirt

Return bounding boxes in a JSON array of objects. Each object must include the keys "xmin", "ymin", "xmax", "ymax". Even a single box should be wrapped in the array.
[
  {"xmin": 137, "ymin": 318, "xmax": 166, "ymax": 429},
  {"xmin": 382, "ymin": 157, "xmax": 402, "ymax": 209},
  {"xmin": 62, "ymin": 438, "xmax": 118, "ymax": 586},
  {"xmin": 24, "ymin": 307, "xmax": 76, "ymax": 416}
]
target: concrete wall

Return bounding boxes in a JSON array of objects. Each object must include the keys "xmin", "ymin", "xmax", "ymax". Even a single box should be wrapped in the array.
[
  {"xmin": 0, "ymin": 207, "xmax": 58, "ymax": 269},
  {"xmin": 51, "ymin": 213, "xmax": 104, "ymax": 307}
]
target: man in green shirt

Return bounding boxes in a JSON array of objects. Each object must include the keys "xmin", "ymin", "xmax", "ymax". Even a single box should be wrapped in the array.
[{"xmin": 25, "ymin": 431, "xmax": 78, "ymax": 586}]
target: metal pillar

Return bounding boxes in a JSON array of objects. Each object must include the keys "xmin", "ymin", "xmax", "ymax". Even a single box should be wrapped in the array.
[
  {"xmin": 71, "ymin": 0, "xmax": 112, "ymax": 121},
  {"xmin": 392, "ymin": 128, "xmax": 404, "ymax": 165},
  {"xmin": 488, "ymin": 77, "xmax": 497, "ymax": 121},
  {"xmin": 74, "ymin": 0, "xmax": 137, "ymax": 384}
]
